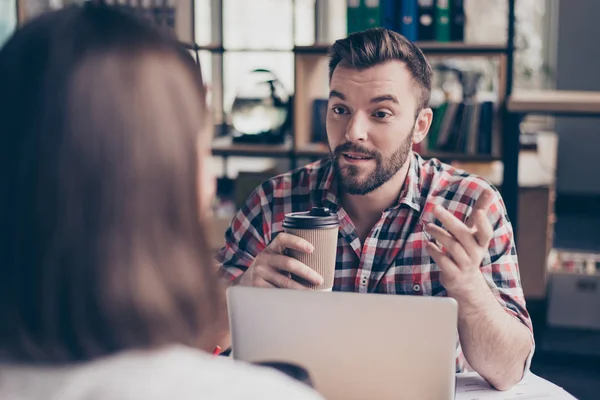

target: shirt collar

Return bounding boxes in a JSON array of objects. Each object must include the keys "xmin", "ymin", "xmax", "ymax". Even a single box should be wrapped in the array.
[
  {"xmin": 396, "ymin": 152, "xmax": 422, "ymax": 212},
  {"xmin": 318, "ymin": 152, "xmax": 422, "ymax": 213}
]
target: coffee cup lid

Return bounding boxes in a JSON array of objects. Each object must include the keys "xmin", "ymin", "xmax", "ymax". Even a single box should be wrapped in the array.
[{"xmin": 283, "ymin": 207, "xmax": 339, "ymax": 229}]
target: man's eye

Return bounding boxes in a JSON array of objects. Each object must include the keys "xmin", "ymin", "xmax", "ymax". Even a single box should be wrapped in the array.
[
  {"xmin": 332, "ymin": 107, "xmax": 347, "ymax": 115},
  {"xmin": 373, "ymin": 111, "xmax": 390, "ymax": 119}
]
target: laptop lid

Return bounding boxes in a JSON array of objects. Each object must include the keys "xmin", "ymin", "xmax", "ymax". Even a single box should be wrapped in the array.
[{"xmin": 227, "ymin": 286, "xmax": 458, "ymax": 400}]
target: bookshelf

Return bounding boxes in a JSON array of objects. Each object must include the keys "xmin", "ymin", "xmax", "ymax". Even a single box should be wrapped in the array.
[
  {"xmin": 503, "ymin": 88, "xmax": 600, "ymax": 233},
  {"xmin": 12, "ymin": 0, "xmax": 521, "ymax": 229},
  {"xmin": 185, "ymin": 0, "xmax": 521, "ymax": 226},
  {"xmin": 508, "ymin": 90, "xmax": 600, "ymax": 115},
  {"xmin": 175, "ymin": 5, "xmax": 516, "ymax": 168}
]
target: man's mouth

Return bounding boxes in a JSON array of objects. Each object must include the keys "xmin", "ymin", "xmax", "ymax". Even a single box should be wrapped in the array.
[{"xmin": 342, "ymin": 152, "xmax": 373, "ymax": 162}]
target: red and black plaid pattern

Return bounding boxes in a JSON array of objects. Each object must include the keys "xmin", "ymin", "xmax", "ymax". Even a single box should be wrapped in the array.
[{"xmin": 217, "ymin": 153, "xmax": 533, "ymax": 372}]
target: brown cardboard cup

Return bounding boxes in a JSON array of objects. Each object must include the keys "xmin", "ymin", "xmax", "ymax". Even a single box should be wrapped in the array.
[{"xmin": 283, "ymin": 207, "xmax": 339, "ymax": 291}]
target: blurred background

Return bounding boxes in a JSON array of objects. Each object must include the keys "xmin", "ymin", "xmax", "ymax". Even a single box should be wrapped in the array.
[{"xmin": 2, "ymin": 0, "xmax": 600, "ymax": 398}]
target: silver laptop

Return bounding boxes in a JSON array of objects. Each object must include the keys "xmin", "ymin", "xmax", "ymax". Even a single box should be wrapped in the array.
[{"xmin": 227, "ymin": 286, "xmax": 458, "ymax": 400}]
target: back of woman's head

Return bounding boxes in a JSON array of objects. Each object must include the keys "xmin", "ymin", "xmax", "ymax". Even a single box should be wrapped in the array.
[{"xmin": 0, "ymin": 4, "xmax": 223, "ymax": 362}]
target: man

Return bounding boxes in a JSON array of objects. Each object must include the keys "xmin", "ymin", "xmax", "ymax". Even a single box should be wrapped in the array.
[{"xmin": 217, "ymin": 28, "xmax": 533, "ymax": 390}]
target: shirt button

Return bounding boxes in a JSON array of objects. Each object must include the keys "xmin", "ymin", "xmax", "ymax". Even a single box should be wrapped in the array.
[{"xmin": 413, "ymin": 283, "xmax": 421, "ymax": 292}]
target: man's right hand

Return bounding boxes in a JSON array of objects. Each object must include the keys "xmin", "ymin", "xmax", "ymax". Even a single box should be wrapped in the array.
[{"xmin": 238, "ymin": 233, "xmax": 324, "ymax": 289}]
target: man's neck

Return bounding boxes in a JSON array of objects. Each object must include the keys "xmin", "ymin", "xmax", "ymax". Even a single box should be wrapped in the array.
[{"xmin": 340, "ymin": 159, "xmax": 411, "ymax": 242}]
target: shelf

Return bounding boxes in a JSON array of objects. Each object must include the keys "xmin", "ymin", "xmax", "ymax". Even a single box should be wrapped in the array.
[
  {"xmin": 508, "ymin": 90, "xmax": 600, "ymax": 115},
  {"xmin": 211, "ymin": 136, "xmax": 292, "ymax": 157},
  {"xmin": 292, "ymin": 143, "xmax": 499, "ymax": 162},
  {"xmin": 422, "ymin": 152, "xmax": 501, "ymax": 162},
  {"xmin": 183, "ymin": 42, "xmax": 508, "ymax": 57},
  {"xmin": 294, "ymin": 43, "xmax": 508, "ymax": 57},
  {"xmin": 416, "ymin": 42, "xmax": 508, "ymax": 55},
  {"xmin": 294, "ymin": 143, "xmax": 329, "ymax": 157},
  {"xmin": 182, "ymin": 43, "xmax": 295, "ymax": 53}
]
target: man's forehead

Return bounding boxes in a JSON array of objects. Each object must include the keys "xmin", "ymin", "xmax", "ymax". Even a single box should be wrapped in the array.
[
  {"xmin": 329, "ymin": 61, "xmax": 414, "ymax": 95},
  {"xmin": 333, "ymin": 60, "xmax": 410, "ymax": 78}
]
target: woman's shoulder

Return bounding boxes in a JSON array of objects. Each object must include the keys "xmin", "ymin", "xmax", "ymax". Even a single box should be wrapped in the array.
[
  {"xmin": 0, "ymin": 346, "xmax": 324, "ymax": 400},
  {"xmin": 81, "ymin": 345, "xmax": 323, "ymax": 400},
  {"xmin": 150, "ymin": 346, "xmax": 323, "ymax": 399}
]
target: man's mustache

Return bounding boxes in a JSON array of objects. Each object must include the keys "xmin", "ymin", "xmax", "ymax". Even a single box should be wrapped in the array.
[{"xmin": 333, "ymin": 142, "xmax": 379, "ymax": 159}]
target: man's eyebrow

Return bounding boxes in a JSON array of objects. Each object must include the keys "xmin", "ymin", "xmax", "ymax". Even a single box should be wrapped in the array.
[
  {"xmin": 370, "ymin": 94, "xmax": 399, "ymax": 104},
  {"xmin": 329, "ymin": 90, "xmax": 345, "ymax": 100}
]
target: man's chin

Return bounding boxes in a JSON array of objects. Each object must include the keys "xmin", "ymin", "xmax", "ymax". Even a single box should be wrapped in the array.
[{"xmin": 338, "ymin": 174, "xmax": 370, "ymax": 193}]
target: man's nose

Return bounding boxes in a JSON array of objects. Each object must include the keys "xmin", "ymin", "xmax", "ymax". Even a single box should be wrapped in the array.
[{"xmin": 345, "ymin": 113, "xmax": 368, "ymax": 142}]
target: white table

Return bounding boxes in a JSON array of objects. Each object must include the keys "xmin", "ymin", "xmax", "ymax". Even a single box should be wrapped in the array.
[{"xmin": 456, "ymin": 371, "xmax": 577, "ymax": 399}]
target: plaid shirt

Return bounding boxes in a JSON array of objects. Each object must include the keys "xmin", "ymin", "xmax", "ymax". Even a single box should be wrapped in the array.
[{"xmin": 217, "ymin": 152, "xmax": 533, "ymax": 372}]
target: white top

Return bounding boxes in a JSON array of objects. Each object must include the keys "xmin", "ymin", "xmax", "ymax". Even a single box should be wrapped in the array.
[{"xmin": 0, "ymin": 346, "xmax": 324, "ymax": 400}]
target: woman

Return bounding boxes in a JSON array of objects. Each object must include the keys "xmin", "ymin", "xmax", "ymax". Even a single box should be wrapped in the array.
[{"xmin": 0, "ymin": 4, "xmax": 321, "ymax": 400}]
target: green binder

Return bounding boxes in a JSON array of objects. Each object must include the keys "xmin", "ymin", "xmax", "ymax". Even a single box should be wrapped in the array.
[
  {"xmin": 363, "ymin": 0, "xmax": 381, "ymax": 30},
  {"xmin": 435, "ymin": 0, "xmax": 451, "ymax": 42},
  {"xmin": 347, "ymin": 0, "xmax": 363, "ymax": 34}
]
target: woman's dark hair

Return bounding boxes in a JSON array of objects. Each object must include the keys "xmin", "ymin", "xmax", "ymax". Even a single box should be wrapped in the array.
[{"xmin": 0, "ymin": 4, "xmax": 223, "ymax": 362}]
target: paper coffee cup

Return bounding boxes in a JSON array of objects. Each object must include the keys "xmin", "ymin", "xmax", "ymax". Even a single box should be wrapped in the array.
[{"xmin": 283, "ymin": 207, "xmax": 339, "ymax": 291}]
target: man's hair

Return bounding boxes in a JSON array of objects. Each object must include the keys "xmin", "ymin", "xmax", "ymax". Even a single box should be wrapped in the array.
[
  {"xmin": 328, "ymin": 27, "xmax": 433, "ymax": 111},
  {"xmin": 0, "ymin": 4, "xmax": 225, "ymax": 362}
]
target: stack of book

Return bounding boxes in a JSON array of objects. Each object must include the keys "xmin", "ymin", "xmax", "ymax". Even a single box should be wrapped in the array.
[
  {"xmin": 347, "ymin": 0, "xmax": 465, "ymax": 42},
  {"xmin": 426, "ymin": 100, "xmax": 497, "ymax": 155},
  {"xmin": 310, "ymin": 98, "xmax": 497, "ymax": 157}
]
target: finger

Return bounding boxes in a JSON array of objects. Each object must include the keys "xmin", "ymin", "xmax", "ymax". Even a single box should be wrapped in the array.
[
  {"xmin": 261, "ymin": 269, "xmax": 311, "ymax": 290},
  {"xmin": 473, "ymin": 189, "xmax": 495, "ymax": 213},
  {"xmin": 264, "ymin": 254, "xmax": 324, "ymax": 286},
  {"xmin": 267, "ymin": 233, "xmax": 314, "ymax": 255},
  {"xmin": 470, "ymin": 209, "xmax": 494, "ymax": 247},
  {"xmin": 426, "ymin": 224, "xmax": 470, "ymax": 268},
  {"xmin": 426, "ymin": 241, "xmax": 460, "ymax": 275},
  {"xmin": 432, "ymin": 206, "xmax": 478, "ymax": 252},
  {"xmin": 254, "ymin": 277, "xmax": 277, "ymax": 288},
  {"xmin": 467, "ymin": 189, "xmax": 495, "ymax": 228}
]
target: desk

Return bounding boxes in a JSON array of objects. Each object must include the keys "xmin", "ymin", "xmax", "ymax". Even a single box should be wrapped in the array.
[{"xmin": 456, "ymin": 371, "xmax": 576, "ymax": 399}]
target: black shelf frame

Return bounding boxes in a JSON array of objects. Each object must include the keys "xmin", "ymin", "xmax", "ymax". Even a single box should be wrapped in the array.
[{"xmin": 502, "ymin": 0, "xmax": 519, "ymax": 235}]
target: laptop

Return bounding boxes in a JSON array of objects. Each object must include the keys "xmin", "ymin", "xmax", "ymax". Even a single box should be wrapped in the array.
[{"xmin": 227, "ymin": 286, "xmax": 458, "ymax": 400}]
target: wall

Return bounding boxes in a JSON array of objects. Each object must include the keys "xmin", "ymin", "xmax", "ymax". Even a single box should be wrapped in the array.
[{"xmin": 554, "ymin": 0, "xmax": 600, "ymax": 194}]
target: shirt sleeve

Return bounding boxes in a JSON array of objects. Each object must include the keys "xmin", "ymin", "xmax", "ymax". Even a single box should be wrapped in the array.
[
  {"xmin": 215, "ymin": 183, "xmax": 272, "ymax": 282},
  {"xmin": 477, "ymin": 181, "xmax": 536, "ymax": 371}
]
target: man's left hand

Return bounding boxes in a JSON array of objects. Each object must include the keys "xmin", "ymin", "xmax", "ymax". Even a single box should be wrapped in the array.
[{"xmin": 425, "ymin": 189, "xmax": 495, "ymax": 298}]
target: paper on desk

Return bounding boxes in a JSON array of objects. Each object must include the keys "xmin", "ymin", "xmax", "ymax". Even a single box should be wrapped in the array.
[{"xmin": 455, "ymin": 372, "xmax": 577, "ymax": 400}]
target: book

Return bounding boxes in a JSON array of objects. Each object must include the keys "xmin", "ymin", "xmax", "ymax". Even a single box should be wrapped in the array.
[
  {"xmin": 311, "ymin": 99, "xmax": 329, "ymax": 143},
  {"xmin": 435, "ymin": 0, "xmax": 451, "ymax": 42},
  {"xmin": 455, "ymin": 102, "xmax": 473, "ymax": 152},
  {"xmin": 477, "ymin": 101, "xmax": 494, "ymax": 155},
  {"xmin": 427, "ymin": 102, "xmax": 448, "ymax": 151},
  {"xmin": 400, "ymin": 0, "xmax": 418, "ymax": 41},
  {"xmin": 466, "ymin": 101, "xmax": 481, "ymax": 154},
  {"xmin": 347, "ymin": 0, "xmax": 363, "ymax": 34},
  {"xmin": 417, "ymin": 0, "xmax": 435, "ymax": 41},
  {"xmin": 442, "ymin": 102, "xmax": 464, "ymax": 151},
  {"xmin": 363, "ymin": 0, "xmax": 381, "ymax": 30},
  {"xmin": 450, "ymin": 0, "xmax": 465, "ymax": 41},
  {"xmin": 435, "ymin": 101, "xmax": 460, "ymax": 149},
  {"xmin": 380, "ymin": 0, "xmax": 397, "ymax": 32}
]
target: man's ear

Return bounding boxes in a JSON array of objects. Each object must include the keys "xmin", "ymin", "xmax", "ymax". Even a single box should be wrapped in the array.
[{"xmin": 412, "ymin": 107, "xmax": 434, "ymax": 144}]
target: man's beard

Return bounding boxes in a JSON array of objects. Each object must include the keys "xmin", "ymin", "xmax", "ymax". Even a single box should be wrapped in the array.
[{"xmin": 331, "ymin": 132, "xmax": 414, "ymax": 196}]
